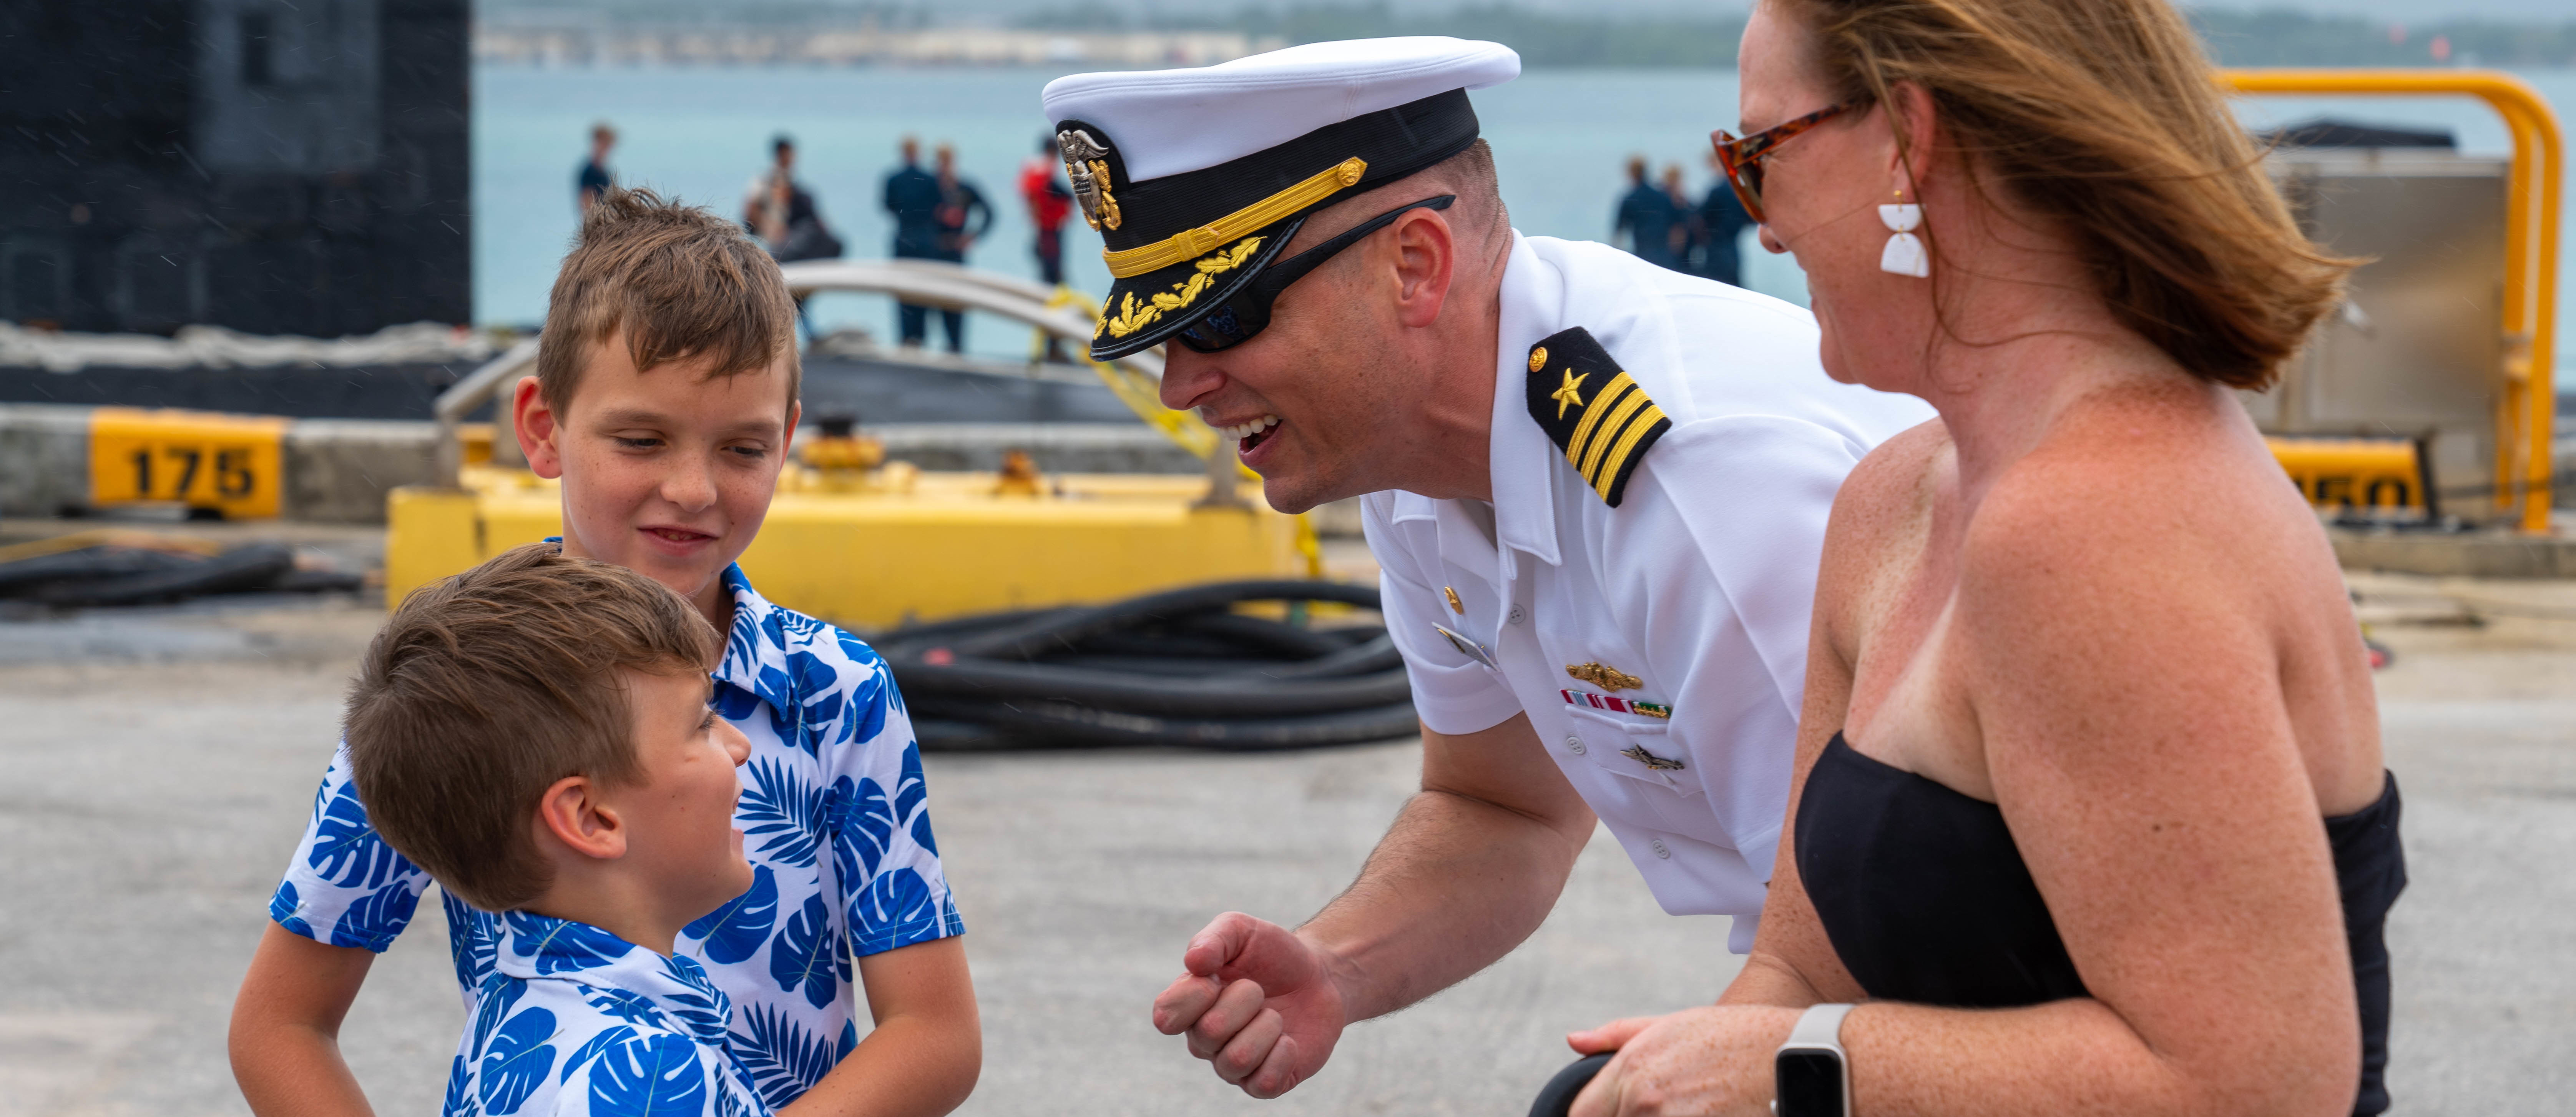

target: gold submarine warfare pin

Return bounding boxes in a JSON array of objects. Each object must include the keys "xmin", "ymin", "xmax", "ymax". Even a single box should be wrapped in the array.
[{"xmin": 1565, "ymin": 662, "xmax": 1642, "ymax": 691}]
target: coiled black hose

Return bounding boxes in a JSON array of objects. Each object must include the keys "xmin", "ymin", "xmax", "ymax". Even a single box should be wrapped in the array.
[
  {"xmin": 877, "ymin": 580, "xmax": 1418, "ymax": 751},
  {"xmin": 1529, "ymin": 1052, "xmax": 1613, "ymax": 1117},
  {"xmin": 0, "ymin": 542, "xmax": 352, "ymax": 606}
]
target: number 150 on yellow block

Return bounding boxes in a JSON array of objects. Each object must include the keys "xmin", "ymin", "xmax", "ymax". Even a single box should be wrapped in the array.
[{"xmin": 88, "ymin": 408, "xmax": 288, "ymax": 520}]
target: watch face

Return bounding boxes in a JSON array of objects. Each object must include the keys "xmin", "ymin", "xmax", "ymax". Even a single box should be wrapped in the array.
[{"xmin": 1775, "ymin": 1050, "xmax": 1846, "ymax": 1117}]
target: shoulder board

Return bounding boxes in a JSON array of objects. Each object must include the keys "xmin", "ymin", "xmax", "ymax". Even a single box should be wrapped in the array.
[{"xmin": 1523, "ymin": 326, "xmax": 1671, "ymax": 508}]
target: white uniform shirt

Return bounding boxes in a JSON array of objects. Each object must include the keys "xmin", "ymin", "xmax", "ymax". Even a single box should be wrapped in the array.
[{"xmin": 1363, "ymin": 234, "xmax": 1932, "ymax": 951}]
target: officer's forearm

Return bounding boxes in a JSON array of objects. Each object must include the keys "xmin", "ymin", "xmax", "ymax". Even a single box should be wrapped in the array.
[{"xmin": 1298, "ymin": 720, "xmax": 1594, "ymax": 1023}]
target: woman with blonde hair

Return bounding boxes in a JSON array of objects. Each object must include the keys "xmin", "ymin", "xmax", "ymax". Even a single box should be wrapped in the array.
[{"xmin": 1564, "ymin": 1, "xmax": 2405, "ymax": 1115}]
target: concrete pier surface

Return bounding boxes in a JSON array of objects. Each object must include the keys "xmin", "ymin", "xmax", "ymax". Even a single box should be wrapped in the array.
[{"xmin": 0, "ymin": 565, "xmax": 2569, "ymax": 1115}]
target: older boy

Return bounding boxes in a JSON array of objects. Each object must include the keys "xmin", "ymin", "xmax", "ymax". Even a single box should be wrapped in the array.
[
  {"xmin": 230, "ymin": 189, "xmax": 978, "ymax": 1116},
  {"xmin": 347, "ymin": 545, "xmax": 771, "ymax": 1115}
]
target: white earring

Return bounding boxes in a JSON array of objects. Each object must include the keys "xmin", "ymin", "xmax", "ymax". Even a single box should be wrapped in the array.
[{"xmin": 1878, "ymin": 199, "xmax": 1929, "ymax": 278}]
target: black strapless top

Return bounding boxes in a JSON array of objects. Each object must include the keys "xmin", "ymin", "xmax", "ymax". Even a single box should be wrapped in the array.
[{"xmin": 1797, "ymin": 733, "xmax": 2405, "ymax": 1116}]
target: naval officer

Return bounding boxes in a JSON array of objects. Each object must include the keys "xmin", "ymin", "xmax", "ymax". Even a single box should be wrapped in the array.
[{"xmin": 1042, "ymin": 38, "xmax": 1933, "ymax": 1097}]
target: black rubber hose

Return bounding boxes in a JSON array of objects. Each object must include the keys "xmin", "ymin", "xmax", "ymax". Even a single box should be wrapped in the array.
[
  {"xmin": 880, "ymin": 579, "xmax": 1416, "ymax": 751},
  {"xmin": 1169, "ymin": 611, "xmax": 1352, "ymax": 659},
  {"xmin": 0, "ymin": 546, "xmax": 201, "ymax": 596},
  {"xmin": 938, "ymin": 579, "xmax": 1384, "ymax": 661},
  {"xmin": 907, "ymin": 695, "xmax": 1422, "ymax": 751},
  {"xmin": 1036, "ymin": 633, "xmax": 1401, "ymax": 682},
  {"xmin": 40, "ymin": 543, "xmax": 296, "ymax": 607},
  {"xmin": 1529, "ymin": 1052, "xmax": 1614, "ymax": 1117},
  {"xmin": 890, "ymin": 656, "xmax": 1410, "ymax": 718},
  {"xmin": 1247, "ymin": 632, "xmax": 1403, "ymax": 679}
]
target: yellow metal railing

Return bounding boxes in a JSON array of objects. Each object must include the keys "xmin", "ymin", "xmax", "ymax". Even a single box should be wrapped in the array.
[{"xmin": 2224, "ymin": 69, "xmax": 2562, "ymax": 533}]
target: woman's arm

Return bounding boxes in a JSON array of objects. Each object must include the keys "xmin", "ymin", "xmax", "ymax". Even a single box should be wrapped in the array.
[
  {"xmin": 1844, "ymin": 469, "xmax": 2358, "ymax": 1117},
  {"xmin": 778, "ymin": 936, "xmax": 979, "ymax": 1117}
]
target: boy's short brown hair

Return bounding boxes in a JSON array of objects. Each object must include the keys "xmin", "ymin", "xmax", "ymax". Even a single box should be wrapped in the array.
[
  {"xmin": 345, "ymin": 544, "xmax": 720, "ymax": 912},
  {"xmin": 537, "ymin": 186, "xmax": 801, "ymax": 422}
]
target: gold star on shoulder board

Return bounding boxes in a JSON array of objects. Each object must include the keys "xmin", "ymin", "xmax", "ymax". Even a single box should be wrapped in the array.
[{"xmin": 1549, "ymin": 370, "xmax": 1588, "ymax": 420}]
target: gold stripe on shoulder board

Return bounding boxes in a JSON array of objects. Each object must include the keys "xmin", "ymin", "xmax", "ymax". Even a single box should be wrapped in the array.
[{"xmin": 1522, "ymin": 326, "xmax": 1673, "ymax": 508}]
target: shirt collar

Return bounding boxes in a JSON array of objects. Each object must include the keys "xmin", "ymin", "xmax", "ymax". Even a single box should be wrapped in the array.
[
  {"xmin": 493, "ymin": 911, "xmax": 735, "ymax": 1047},
  {"xmin": 1486, "ymin": 231, "xmax": 1565, "ymax": 567},
  {"xmin": 713, "ymin": 563, "xmax": 797, "ymax": 713}
]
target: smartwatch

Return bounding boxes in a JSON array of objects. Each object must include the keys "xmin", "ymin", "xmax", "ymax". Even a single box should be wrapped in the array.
[{"xmin": 1772, "ymin": 1002, "xmax": 1855, "ymax": 1117}]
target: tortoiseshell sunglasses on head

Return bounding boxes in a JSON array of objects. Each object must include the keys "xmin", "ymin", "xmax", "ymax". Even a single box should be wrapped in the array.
[{"xmin": 1711, "ymin": 101, "xmax": 1856, "ymax": 224}]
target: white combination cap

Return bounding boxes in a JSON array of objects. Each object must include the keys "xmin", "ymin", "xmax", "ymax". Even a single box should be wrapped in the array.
[
  {"xmin": 1041, "ymin": 37, "xmax": 1522, "ymax": 359},
  {"xmin": 1042, "ymin": 37, "xmax": 1521, "ymax": 183}
]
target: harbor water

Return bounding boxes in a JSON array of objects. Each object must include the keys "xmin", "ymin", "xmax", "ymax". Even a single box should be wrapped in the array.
[{"xmin": 476, "ymin": 65, "xmax": 2576, "ymax": 381}]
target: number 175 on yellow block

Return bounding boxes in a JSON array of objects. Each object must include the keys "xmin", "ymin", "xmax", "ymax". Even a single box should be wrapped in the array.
[{"xmin": 88, "ymin": 408, "xmax": 288, "ymax": 520}]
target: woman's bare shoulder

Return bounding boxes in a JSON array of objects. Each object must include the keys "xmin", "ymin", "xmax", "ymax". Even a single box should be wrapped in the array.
[
  {"xmin": 1966, "ymin": 384, "xmax": 2303, "ymax": 598},
  {"xmin": 1824, "ymin": 417, "xmax": 1948, "ymax": 555},
  {"xmin": 1812, "ymin": 417, "xmax": 1948, "ymax": 635}
]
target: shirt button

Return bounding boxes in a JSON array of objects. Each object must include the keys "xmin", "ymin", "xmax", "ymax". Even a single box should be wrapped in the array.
[
  {"xmin": 1564, "ymin": 735, "xmax": 1586, "ymax": 755},
  {"xmin": 1651, "ymin": 839, "xmax": 1671, "ymax": 859},
  {"xmin": 1507, "ymin": 605, "xmax": 1527, "ymax": 625}
]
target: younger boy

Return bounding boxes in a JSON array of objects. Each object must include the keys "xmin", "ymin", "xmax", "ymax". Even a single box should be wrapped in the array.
[
  {"xmin": 231, "ymin": 189, "xmax": 977, "ymax": 1116},
  {"xmin": 347, "ymin": 545, "xmax": 769, "ymax": 1115}
]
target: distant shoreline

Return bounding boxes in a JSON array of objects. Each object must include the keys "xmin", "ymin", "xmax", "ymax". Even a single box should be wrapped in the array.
[{"xmin": 472, "ymin": 6, "xmax": 2576, "ymax": 70}]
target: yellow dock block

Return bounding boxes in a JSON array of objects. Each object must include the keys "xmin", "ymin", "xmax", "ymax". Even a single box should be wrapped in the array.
[
  {"xmin": 88, "ymin": 407, "xmax": 289, "ymax": 519},
  {"xmin": 385, "ymin": 467, "xmax": 1306, "ymax": 630},
  {"xmin": 385, "ymin": 487, "xmax": 486, "ymax": 607},
  {"xmin": 2267, "ymin": 436, "xmax": 2428, "ymax": 511}
]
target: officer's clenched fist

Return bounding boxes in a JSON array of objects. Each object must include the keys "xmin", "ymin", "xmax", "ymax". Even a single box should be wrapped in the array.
[{"xmin": 1151, "ymin": 912, "xmax": 1350, "ymax": 1098}]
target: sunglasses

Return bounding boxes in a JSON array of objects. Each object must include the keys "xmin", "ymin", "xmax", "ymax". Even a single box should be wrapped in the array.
[
  {"xmin": 1710, "ymin": 102, "xmax": 1855, "ymax": 225},
  {"xmin": 1171, "ymin": 194, "xmax": 1458, "ymax": 353}
]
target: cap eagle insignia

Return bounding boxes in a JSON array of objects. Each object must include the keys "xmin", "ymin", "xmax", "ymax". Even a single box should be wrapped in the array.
[
  {"xmin": 1523, "ymin": 327, "xmax": 1672, "ymax": 509},
  {"xmin": 1056, "ymin": 128, "xmax": 1121, "ymax": 232}
]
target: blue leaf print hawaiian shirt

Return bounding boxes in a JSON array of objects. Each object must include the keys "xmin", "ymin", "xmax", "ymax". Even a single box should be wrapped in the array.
[
  {"xmin": 270, "ymin": 565, "xmax": 963, "ymax": 1109},
  {"xmin": 444, "ymin": 911, "xmax": 772, "ymax": 1117}
]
